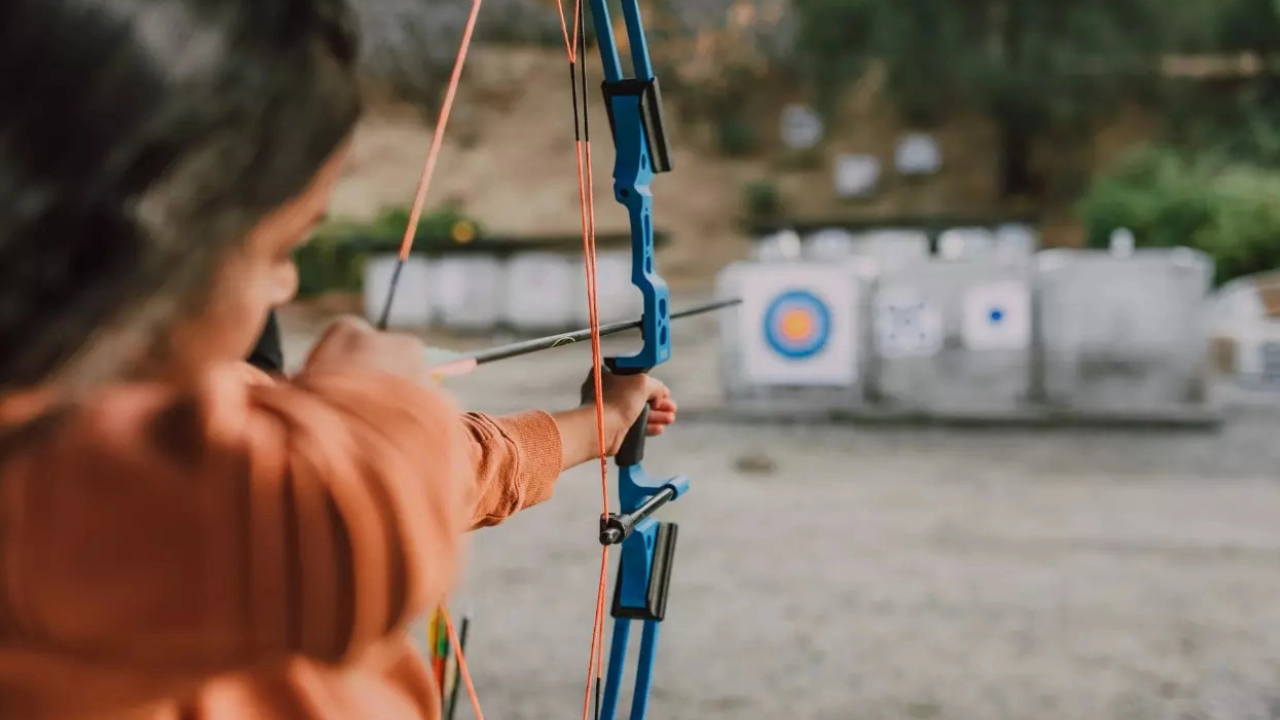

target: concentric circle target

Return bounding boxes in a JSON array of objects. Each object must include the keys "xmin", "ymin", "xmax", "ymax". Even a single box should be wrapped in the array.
[{"xmin": 762, "ymin": 290, "xmax": 831, "ymax": 359}]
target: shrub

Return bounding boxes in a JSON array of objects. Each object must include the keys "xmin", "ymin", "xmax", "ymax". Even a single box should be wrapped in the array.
[
  {"xmin": 1079, "ymin": 144, "xmax": 1280, "ymax": 284},
  {"xmin": 295, "ymin": 206, "xmax": 483, "ymax": 296},
  {"xmin": 742, "ymin": 179, "xmax": 783, "ymax": 220},
  {"xmin": 360, "ymin": 206, "xmax": 483, "ymax": 249},
  {"xmin": 715, "ymin": 112, "xmax": 759, "ymax": 157}
]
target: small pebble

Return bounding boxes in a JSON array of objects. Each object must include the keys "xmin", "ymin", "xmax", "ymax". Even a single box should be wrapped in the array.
[{"xmin": 734, "ymin": 452, "xmax": 777, "ymax": 475}]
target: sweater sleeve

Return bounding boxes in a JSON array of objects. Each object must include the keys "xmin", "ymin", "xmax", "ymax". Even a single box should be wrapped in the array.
[
  {"xmin": 458, "ymin": 410, "xmax": 563, "ymax": 528},
  {"xmin": 0, "ymin": 364, "xmax": 525, "ymax": 713}
]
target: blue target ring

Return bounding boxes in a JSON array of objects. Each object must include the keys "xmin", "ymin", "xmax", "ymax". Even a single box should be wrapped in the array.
[{"xmin": 762, "ymin": 290, "xmax": 831, "ymax": 359}]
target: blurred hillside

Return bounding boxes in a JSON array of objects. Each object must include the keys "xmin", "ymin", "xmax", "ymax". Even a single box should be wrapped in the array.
[
  {"xmin": 330, "ymin": 46, "xmax": 1153, "ymax": 285},
  {"xmin": 331, "ymin": 0, "xmax": 1280, "ymax": 288},
  {"xmin": 330, "ymin": 47, "xmax": 756, "ymax": 289}
]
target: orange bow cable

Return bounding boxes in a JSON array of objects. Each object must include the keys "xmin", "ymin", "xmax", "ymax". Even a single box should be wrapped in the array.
[
  {"xmin": 388, "ymin": 0, "xmax": 612, "ymax": 713},
  {"xmin": 552, "ymin": 1, "xmax": 613, "ymax": 719},
  {"xmin": 380, "ymin": 0, "xmax": 488, "ymax": 715},
  {"xmin": 375, "ymin": 0, "xmax": 485, "ymax": 331}
]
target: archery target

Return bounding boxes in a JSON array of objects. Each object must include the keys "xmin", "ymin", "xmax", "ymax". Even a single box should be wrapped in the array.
[
  {"xmin": 763, "ymin": 291, "xmax": 831, "ymax": 358},
  {"xmin": 873, "ymin": 290, "xmax": 943, "ymax": 358},
  {"xmin": 735, "ymin": 264, "xmax": 858, "ymax": 386},
  {"xmin": 961, "ymin": 280, "xmax": 1031, "ymax": 351}
]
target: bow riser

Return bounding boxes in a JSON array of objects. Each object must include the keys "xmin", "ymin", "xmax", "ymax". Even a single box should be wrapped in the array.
[{"xmin": 591, "ymin": 0, "xmax": 673, "ymax": 372}]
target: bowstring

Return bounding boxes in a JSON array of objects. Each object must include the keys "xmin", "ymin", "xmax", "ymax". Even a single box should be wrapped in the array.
[
  {"xmin": 383, "ymin": 0, "xmax": 611, "ymax": 715},
  {"xmin": 376, "ymin": 0, "xmax": 484, "ymax": 332},
  {"xmin": 378, "ymin": 0, "xmax": 488, "ymax": 716},
  {"xmin": 552, "ymin": 0, "xmax": 612, "ymax": 718}
]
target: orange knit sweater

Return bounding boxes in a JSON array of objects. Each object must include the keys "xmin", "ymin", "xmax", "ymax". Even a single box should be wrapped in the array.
[{"xmin": 0, "ymin": 363, "xmax": 563, "ymax": 720}]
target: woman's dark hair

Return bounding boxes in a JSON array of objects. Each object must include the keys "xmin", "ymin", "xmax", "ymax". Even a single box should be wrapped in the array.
[{"xmin": 0, "ymin": 0, "xmax": 362, "ymax": 388}]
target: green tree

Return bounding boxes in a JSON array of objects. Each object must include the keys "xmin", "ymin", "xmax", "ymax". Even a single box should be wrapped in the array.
[
  {"xmin": 1216, "ymin": 0, "xmax": 1280, "ymax": 53},
  {"xmin": 793, "ymin": 0, "xmax": 1176, "ymax": 199},
  {"xmin": 1163, "ymin": 0, "xmax": 1280, "ymax": 168},
  {"xmin": 1079, "ymin": 144, "xmax": 1280, "ymax": 285}
]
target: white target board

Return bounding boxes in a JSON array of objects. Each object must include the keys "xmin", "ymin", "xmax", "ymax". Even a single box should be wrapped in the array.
[
  {"xmin": 573, "ymin": 251, "xmax": 643, "ymax": 325},
  {"xmin": 780, "ymin": 104, "xmax": 824, "ymax": 149},
  {"xmin": 961, "ymin": 280, "xmax": 1031, "ymax": 351},
  {"xmin": 833, "ymin": 154, "xmax": 881, "ymax": 198},
  {"xmin": 364, "ymin": 254, "xmax": 432, "ymax": 329},
  {"xmin": 737, "ymin": 264, "xmax": 858, "ymax": 386},
  {"xmin": 429, "ymin": 256, "xmax": 505, "ymax": 332},
  {"xmin": 503, "ymin": 253, "xmax": 578, "ymax": 331},
  {"xmin": 873, "ymin": 289, "xmax": 943, "ymax": 357}
]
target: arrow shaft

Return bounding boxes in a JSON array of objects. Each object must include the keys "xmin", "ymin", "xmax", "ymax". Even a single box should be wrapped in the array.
[{"xmin": 434, "ymin": 298, "xmax": 739, "ymax": 369}]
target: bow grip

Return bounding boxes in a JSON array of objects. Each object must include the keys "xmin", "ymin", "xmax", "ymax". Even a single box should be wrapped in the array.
[{"xmin": 603, "ymin": 359, "xmax": 652, "ymax": 467}]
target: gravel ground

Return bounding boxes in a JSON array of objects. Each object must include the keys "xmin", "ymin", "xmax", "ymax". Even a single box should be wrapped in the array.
[{"xmin": 280, "ymin": 305, "xmax": 1280, "ymax": 720}]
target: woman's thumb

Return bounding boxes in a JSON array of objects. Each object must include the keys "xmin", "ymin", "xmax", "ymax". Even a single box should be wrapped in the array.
[{"xmin": 644, "ymin": 375, "xmax": 669, "ymax": 401}]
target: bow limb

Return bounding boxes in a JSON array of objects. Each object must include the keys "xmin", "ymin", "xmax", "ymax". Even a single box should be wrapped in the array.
[{"xmin": 373, "ymin": 0, "xmax": 488, "ymax": 716}]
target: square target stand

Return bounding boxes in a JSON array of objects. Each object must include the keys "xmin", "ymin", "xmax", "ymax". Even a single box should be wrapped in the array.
[{"xmin": 714, "ymin": 261, "xmax": 870, "ymax": 419}]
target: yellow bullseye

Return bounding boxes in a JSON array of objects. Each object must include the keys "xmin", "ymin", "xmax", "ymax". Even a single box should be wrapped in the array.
[{"xmin": 780, "ymin": 308, "xmax": 813, "ymax": 339}]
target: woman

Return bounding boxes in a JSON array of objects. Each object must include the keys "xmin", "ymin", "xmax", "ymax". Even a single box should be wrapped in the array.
[{"xmin": 0, "ymin": 1, "xmax": 677, "ymax": 719}]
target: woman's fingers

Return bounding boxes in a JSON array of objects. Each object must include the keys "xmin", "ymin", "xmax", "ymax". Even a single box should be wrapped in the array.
[
  {"xmin": 646, "ymin": 412, "xmax": 675, "ymax": 427},
  {"xmin": 650, "ymin": 396, "xmax": 677, "ymax": 413},
  {"xmin": 644, "ymin": 398, "xmax": 677, "ymax": 435}
]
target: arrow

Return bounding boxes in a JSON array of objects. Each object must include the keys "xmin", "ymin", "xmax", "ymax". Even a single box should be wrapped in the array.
[{"xmin": 427, "ymin": 298, "xmax": 740, "ymax": 377}]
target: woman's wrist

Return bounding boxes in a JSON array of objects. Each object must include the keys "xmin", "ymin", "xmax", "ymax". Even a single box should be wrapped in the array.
[
  {"xmin": 551, "ymin": 404, "xmax": 630, "ymax": 471},
  {"xmin": 552, "ymin": 405, "xmax": 606, "ymax": 470}
]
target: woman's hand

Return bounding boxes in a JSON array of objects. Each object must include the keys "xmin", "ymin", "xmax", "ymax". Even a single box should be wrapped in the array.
[
  {"xmin": 300, "ymin": 316, "xmax": 434, "ymax": 385},
  {"xmin": 581, "ymin": 370, "xmax": 678, "ymax": 454}
]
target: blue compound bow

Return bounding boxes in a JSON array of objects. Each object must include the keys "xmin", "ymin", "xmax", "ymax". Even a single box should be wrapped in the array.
[{"xmin": 582, "ymin": 1, "xmax": 689, "ymax": 719}]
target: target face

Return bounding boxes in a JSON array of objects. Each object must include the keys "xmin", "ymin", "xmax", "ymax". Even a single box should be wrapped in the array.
[
  {"xmin": 763, "ymin": 290, "xmax": 831, "ymax": 359},
  {"xmin": 961, "ymin": 280, "xmax": 1030, "ymax": 351}
]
